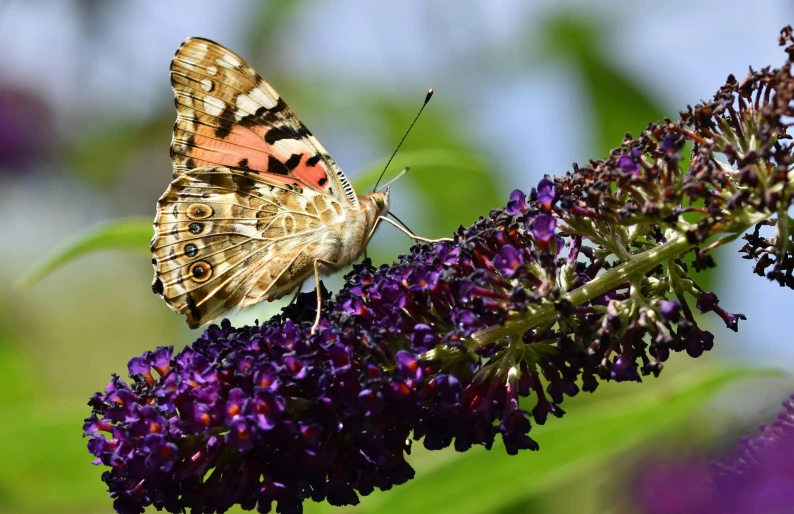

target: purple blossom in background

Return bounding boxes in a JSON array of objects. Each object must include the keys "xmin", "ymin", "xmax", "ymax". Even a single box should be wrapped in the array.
[
  {"xmin": 632, "ymin": 395, "xmax": 794, "ymax": 514},
  {"xmin": 0, "ymin": 86, "xmax": 55, "ymax": 172}
]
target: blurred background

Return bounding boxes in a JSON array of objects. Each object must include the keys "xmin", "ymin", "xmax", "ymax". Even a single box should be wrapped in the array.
[{"xmin": 1, "ymin": 1, "xmax": 792, "ymax": 513}]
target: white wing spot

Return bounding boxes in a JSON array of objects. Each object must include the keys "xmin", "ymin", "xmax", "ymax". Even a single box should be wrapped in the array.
[
  {"xmin": 216, "ymin": 59, "xmax": 230, "ymax": 70},
  {"xmin": 234, "ymin": 86, "xmax": 277, "ymax": 120},
  {"xmin": 248, "ymin": 86, "xmax": 277, "ymax": 109},
  {"xmin": 235, "ymin": 93, "xmax": 261, "ymax": 120},
  {"xmin": 223, "ymin": 53, "xmax": 241, "ymax": 67},
  {"xmin": 206, "ymin": 65, "xmax": 218, "ymax": 76},
  {"xmin": 200, "ymin": 79, "xmax": 213, "ymax": 92},
  {"xmin": 273, "ymin": 138, "xmax": 308, "ymax": 155},
  {"xmin": 188, "ymin": 42, "xmax": 209, "ymax": 60},
  {"xmin": 203, "ymin": 95, "xmax": 225, "ymax": 116},
  {"xmin": 217, "ymin": 55, "xmax": 241, "ymax": 69}
]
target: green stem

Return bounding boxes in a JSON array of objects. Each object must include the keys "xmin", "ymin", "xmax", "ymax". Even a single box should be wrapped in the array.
[{"xmin": 472, "ymin": 233, "xmax": 692, "ymax": 345}]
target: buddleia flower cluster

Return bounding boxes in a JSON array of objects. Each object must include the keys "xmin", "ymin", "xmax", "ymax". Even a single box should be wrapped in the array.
[{"xmin": 84, "ymin": 27, "xmax": 794, "ymax": 514}]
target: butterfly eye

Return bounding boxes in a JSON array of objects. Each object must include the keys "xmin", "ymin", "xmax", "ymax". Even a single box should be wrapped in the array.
[
  {"xmin": 189, "ymin": 261, "xmax": 213, "ymax": 282},
  {"xmin": 187, "ymin": 203, "xmax": 213, "ymax": 219}
]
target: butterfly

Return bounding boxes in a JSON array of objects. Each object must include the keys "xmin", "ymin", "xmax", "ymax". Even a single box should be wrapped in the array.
[{"xmin": 151, "ymin": 37, "xmax": 443, "ymax": 332}]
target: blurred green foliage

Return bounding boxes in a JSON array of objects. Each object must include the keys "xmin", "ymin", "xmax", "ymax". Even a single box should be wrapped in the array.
[
  {"xmin": 4, "ymin": 7, "xmax": 782, "ymax": 514},
  {"xmin": 17, "ymin": 217, "xmax": 152, "ymax": 288},
  {"xmin": 68, "ymin": 121, "xmax": 171, "ymax": 187},
  {"xmin": 538, "ymin": 16, "xmax": 667, "ymax": 155}
]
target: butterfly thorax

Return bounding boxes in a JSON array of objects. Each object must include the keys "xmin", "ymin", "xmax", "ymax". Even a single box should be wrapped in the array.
[{"xmin": 320, "ymin": 190, "xmax": 390, "ymax": 273}]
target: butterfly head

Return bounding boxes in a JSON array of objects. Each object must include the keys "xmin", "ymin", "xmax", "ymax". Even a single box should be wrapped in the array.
[{"xmin": 368, "ymin": 188, "xmax": 391, "ymax": 217}]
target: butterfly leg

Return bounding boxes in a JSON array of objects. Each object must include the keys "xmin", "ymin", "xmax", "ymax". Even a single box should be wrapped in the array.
[
  {"xmin": 374, "ymin": 216, "xmax": 454, "ymax": 244},
  {"xmin": 288, "ymin": 283, "xmax": 303, "ymax": 306},
  {"xmin": 311, "ymin": 259, "xmax": 337, "ymax": 334}
]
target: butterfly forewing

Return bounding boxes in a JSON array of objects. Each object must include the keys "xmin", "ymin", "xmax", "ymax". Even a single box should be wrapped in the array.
[{"xmin": 169, "ymin": 37, "xmax": 358, "ymax": 208}]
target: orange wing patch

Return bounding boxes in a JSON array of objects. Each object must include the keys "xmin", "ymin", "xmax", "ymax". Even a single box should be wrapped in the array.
[{"xmin": 169, "ymin": 37, "xmax": 358, "ymax": 208}]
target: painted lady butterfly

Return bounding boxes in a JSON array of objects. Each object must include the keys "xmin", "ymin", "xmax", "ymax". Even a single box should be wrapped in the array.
[{"xmin": 151, "ymin": 37, "xmax": 442, "ymax": 332}]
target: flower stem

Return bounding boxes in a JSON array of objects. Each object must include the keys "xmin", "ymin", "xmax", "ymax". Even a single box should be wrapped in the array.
[{"xmin": 472, "ymin": 233, "xmax": 693, "ymax": 345}]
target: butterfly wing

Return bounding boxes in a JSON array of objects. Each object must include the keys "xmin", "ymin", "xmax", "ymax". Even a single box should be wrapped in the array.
[
  {"xmin": 151, "ymin": 166, "xmax": 347, "ymax": 328},
  {"xmin": 154, "ymin": 38, "xmax": 362, "ymax": 328},
  {"xmin": 169, "ymin": 37, "xmax": 359, "ymax": 208}
]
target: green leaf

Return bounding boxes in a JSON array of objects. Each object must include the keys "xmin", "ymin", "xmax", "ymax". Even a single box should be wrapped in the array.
[
  {"xmin": 354, "ymin": 148, "xmax": 503, "ymax": 236},
  {"xmin": 17, "ymin": 217, "xmax": 152, "ymax": 288},
  {"xmin": 305, "ymin": 366, "xmax": 779, "ymax": 514}
]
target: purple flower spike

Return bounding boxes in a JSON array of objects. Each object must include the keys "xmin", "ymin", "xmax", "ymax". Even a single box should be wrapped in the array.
[
  {"xmin": 222, "ymin": 388, "xmax": 247, "ymax": 424},
  {"xmin": 618, "ymin": 154, "xmax": 642, "ymax": 175},
  {"xmin": 141, "ymin": 433, "xmax": 179, "ymax": 473},
  {"xmin": 506, "ymin": 189, "xmax": 528, "ymax": 215},
  {"xmin": 712, "ymin": 305, "xmax": 747, "ymax": 332},
  {"xmin": 396, "ymin": 351, "xmax": 423, "ymax": 381},
  {"xmin": 127, "ymin": 356, "xmax": 154, "ymax": 385},
  {"xmin": 610, "ymin": 353, "xmax": 641, "ymax": 383},
  {"xmin": 84, "ymin": 26, "xmax": 794, "ymax": 512},
  {"xmin": 695, "ymin": 291, "xmax": 719, "ymax": 313},
  {"xmin": 500, "ymin": 408, "xmax": 539, "ymax": 455},
  {"xmin": 252, "ymin": 389, "xmax": 282, "ymax": 430},
  {"xmin": 0, "ymin": 87, "xmax": 56, "ymax": 172},
  {"xmin": 226, "ymin": 419, "xmax": 254, "ymax": 451},
  {"xmin": 683, "ymin": 327, "xmax": 715, "ymax": 358},
  {"xmin": 660, "ymin": 134, "xmax": 684, "ymax": 154},
  {"xmin": 535, "ymin": 177, "xmax": 555, "ymax": 212},
  {"xmin": 86, "ymin": 177, "xmax": 750, "ymax": 511},
  {"xmin": 532, "ymin": 214, "xmax": 557, "ymax": 250},
  {"xmin": 659, "ymin": 300, "xmax": 681, "ymax": 321},
  {"xmin": 493, "ymin": 244, "xmax": 525, "ymax": 277}
]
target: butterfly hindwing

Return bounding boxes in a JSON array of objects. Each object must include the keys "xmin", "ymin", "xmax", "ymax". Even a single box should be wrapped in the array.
[
  {"xmin": 151, "ymin": 166, "xmax": 348, "ymax": 327},
  {"xmin": 169, "ymin": 37, "xmax": 359, "ymax": 208}
]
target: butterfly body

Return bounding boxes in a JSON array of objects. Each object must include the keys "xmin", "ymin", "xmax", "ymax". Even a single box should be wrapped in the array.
[{"xmin": 151, "ymin": 37, "xmax": 393, "ymax": 329}]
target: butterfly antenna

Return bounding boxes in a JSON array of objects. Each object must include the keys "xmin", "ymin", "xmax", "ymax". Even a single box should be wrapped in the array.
[
  {"xmin": 377, "ymin": 166, "xmax": 410, "ymax": 192},
  {"xmin": 373, "ymin": 88, "xmax": 434, "ymax": 192}
]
